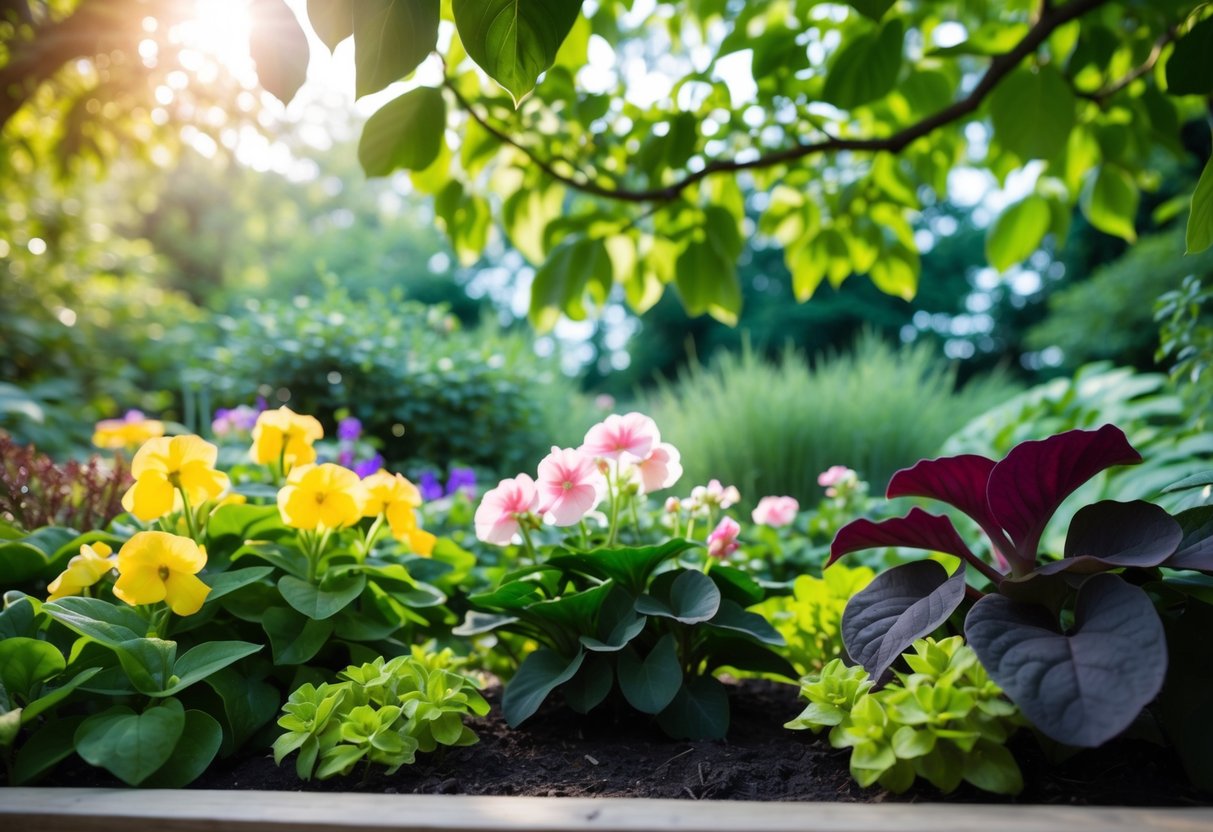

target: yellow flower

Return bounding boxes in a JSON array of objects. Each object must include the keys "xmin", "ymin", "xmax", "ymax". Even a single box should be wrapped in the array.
[
  {"xmin": 361, "ymin": 470, "xmax": 433, "ymax": 556},
  {"xmin": 112, "ymin": 531, "xmax": 211, "ymax": 615},
  {"xmin": 47, "ymin": 542, "xmax": 116, "ymax": 601},
  {"xmin": 121, "ymin": 435, "xmax": 231, "ymax": 522},
  {"xmin": 92, "ymin": 413, "xmax": 165, "ymax": 451},
  {"xmin": 250, "ymin": 407, "xmax": 324, "ymax": 467},
  {"xmin": 277, "ymin": 464, "xmax": 366, "ymax": 530}
]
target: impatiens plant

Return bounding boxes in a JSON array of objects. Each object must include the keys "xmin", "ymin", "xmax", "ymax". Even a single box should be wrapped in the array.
[
  {"xmin": 457, "ymin": 412, "xmax": 792, "ymax": 740},
  {"xmin": 787, "ymin": 637, "xmax": 1025, "ymax": 795},
  {"xmin": 829, "ymin": 425, "xmax": 1213, "ymax": 753}
]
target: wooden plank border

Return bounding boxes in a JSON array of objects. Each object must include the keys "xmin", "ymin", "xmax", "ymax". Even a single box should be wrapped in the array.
[{"xmin": 1, "ymin": 789, "xmax": 1212, "ymax": 832}]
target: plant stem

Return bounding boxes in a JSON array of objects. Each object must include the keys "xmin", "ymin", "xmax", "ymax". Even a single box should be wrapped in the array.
[{"xmin": 177, "ymin": 488, "xmax": 200, "ymax": 543}]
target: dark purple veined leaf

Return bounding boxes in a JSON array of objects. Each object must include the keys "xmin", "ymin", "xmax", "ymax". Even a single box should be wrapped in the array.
[
  {"xmin": 965, "ymin": 573, "xmax": 1166, "ymax": 747},
  {"xmin": 986, "ymin": 425, "xmax": 1142, "ymax": 565},
  {"xmin": 828, "ymin": 508, "xmax": 980, "ymax": 567},
  {"xmin": 840, "ymin": 560, "xmax": 967, "ymax": 683},
  {"xmin": 1165, "ymin": 506, "xmax": 1213, "ymax": 572},
  {"xmin": 886, "ymin": 454, "xmax": 1004, "ymax": 545},
  {"xmin": 1032, "ymin": 500, "xmax": 1182, "ymax": 576}
]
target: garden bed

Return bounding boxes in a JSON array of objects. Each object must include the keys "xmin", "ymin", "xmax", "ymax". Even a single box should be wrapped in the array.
[{"xmin": 32, "ymin": 680, "xmax": 1207, "ymax": 806}]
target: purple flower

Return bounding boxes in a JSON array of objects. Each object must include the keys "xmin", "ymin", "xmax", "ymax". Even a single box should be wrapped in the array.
[
  {"xmin": 338, "ymin": 448, "xmax": 355, "ymax": 468},
  {"xmin": 212, "ymin": 404, "xmax": 260, "ymax": 437},
  {"xmin": 446, "ymin": 467, "xmax": 477, "ymax": 498},
  {"xmin": 418, "ymin": 470, "xmax": 444, "ymax": 502},
  {"xmin": 353, "ymin": 454, "xmax": 384, "ymax": 478},
  {"xmin": 338, "ymin": 417, "xmax": 362, "ymax": 442}
]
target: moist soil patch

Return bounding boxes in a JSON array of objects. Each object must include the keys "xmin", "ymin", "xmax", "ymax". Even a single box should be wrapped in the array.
[{"xmin": 36, "ymin": 679, "xmax": 1208, "ymax": 805}]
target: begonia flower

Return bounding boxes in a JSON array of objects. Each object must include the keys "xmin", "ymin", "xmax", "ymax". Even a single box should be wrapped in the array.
[
  {"xmin": 537, "ymin": 447, "xmax": 605, "ymax": 526},
  {"xmin": 634, "ymin": 442, "xmax": 683, "ymax": 494},
  {"xmin": 474, "ymin": 474, "xmax": 539, "ymax": 545},
  {"xmin": 707, "ymin": 517, "xmax": 741, "ymax": 560},
  {"xmin": 581, "ymin": 412, "xmax": 660, "ymax": 462},
  {"xmin": 752, "ymin": 495, "xmax": 799, "ymax": 528}
]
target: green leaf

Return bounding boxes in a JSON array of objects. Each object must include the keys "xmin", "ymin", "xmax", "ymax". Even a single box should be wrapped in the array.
[
  {"xmin": 989, "ymin": 66, "xmax": 1075, "ymax": 161},
  {"xmin": 22, "ymin": 666, "xmax": 101, "ymax": 723},
  {"xmin": 353, "ymin": 0, "xmax": 440, "ymax": 97},
  {"xmin": 1166, "ymin": 16, "xmax": 1213, "ymax": 97},
  {"xmin": 262, "ymin": 607, "xmax": 335, "ymax": 665},
  {"xmin": 1082, "ymin": 165, "xmax": 1138, "ymax": 243},
  {"xmin": 963, "ymin": 740, "xmax": 1024, "ymax": 795},
  {"xmin": 1188, "ymin": 157, "xmax": 1213, "ymax": 254},
  {"xmin": 529, "ymin": 236, "xmax": 613, "ymax": 331},
  {"xmin": 0, "ymin": 637, "xmax": 65, "ymax": 701},
  {"xmin": 203, "ymin": 566, "xmax": 274, "ymax": 603},
  {"xmin": 205, "ymin": 668, "xmax": 280, "ymax": 754},
  {"xmin": 74, "ymin": 699, "xmax": 186, "ymax": 786},
  {"xmin": 655, "ymin": 676, "xmax": 729, "ymax": 740},
  {"xmin": 562, "ymin": 653, "xmax": 613, "ymax": 714},
  {"xmin": 12, "ymin": 715, "xmax": 85, "ymax": 785},
  {"xmin": 891, "ymin": 725, "xmax": 936, "ymax": 758},
  {"xmin": 524, "ymin": 581, "xmax": 614, "ymax": 636},
  {"xmin": 278, "ymin": 573, "xmax": 366, "ymax": 620},
  {"xmin": 453, "ymin": 610, "xmax": 519, "ymax": 636},
  {"xmin": 502, "ymin": 648, "xmax": 584, "ymax": 727},
  {"xmin": 503, "ymin": 184, "xmax": 565, "ymax": 264},
  {"xmin": 115, "ymin": 638, "xmax": 177, "ymax": 695},
  {"xmin": 617, "ymin": 633, "xmax": 682, "ymax": 714},
  {"xmin": 306, "ymin": 0, "xmax": 353, "ymax": 51},
  {"xmin": 43, "ymin": 596, "xmax": 147, "ymax": 647},
  {"xmin": 161, "ymin": 641, "xmax": 263, "ymax": 696},
  {"xmin": 250, "ymin": 0, "xmax": 311, "ymax": 104},
  {"xmin": 634, "ymin": 569, "xmax": 721, "ymax": 624},
  {"xmin": 675, "ymin": 237, "xmax": 741, "ymax": 325},
  {"xmin": 788, "ymin": 229, "xmax": 850, "ymax": 301},
  {"xmin": 359, "ymin": 87, "xmax": 447, "ymax": 176},
  {"xmin": 986, "ymin": 195, "xmax": 1051, "ymax": 272},
  {"xmin": 452, "ymin": 0, "xmax": 585, "ymax": 105},
  {"xmin": 847, "ymin": 0, "xmax": 894, "ymax": 20},
  {"xmin": 706, "ymin": 599, "xmax": 785, "ymax": 646},
  {"xmin": 822, "ymin": 19, "xmax": 904, "ymax": 109},
  {"xmin": 0, "ymin": 593, "xmax": 39, "ymax": 640},
  {"xmin": 868, "ymin": 242, "xmax": 918, "ymax": 300},
  {"xmin": 141, "ymin": 710, "xmax": 224, "ymax": 788},
  {"xmin": 547, "ymin": 540, "xmax": 696, "ymax": 596}
]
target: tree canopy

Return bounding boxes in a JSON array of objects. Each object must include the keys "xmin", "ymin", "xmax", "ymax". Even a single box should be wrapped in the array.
[{"xmin": 4, "ymin": 0, "xmax": 1213, "ymax": 331}]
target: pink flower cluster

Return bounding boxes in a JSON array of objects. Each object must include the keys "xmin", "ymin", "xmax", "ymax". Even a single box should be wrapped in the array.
[
  {"xmin": 706, "ymin": 517, "xmax": 741, "ymax": 560},
  {"xmin": 473, "ymin": 412, "xmax": 683, "ymax": 545},
  {"xmin": 818, "ymin": 465, "xmax": 857, "ymax": 498},
  {"xmin": 751, "ymin": 495, "xmax": 799, "ymax": 528}
]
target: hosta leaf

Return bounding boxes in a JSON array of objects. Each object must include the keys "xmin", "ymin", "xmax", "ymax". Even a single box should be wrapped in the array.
[
  {"xmin": 634, "ymin": 569, "xmax": 720, "ymax": 624},
  {"xmin": 617, "ymin": 633, "xmax": 682, "ymax": 714},
  {"xmin": 501, "ymin": 648, "xmax": 584, "ymax": 727},
  {"xmin": 965, "ymin": 574, "xmax": 1166, "ymax": 747}
]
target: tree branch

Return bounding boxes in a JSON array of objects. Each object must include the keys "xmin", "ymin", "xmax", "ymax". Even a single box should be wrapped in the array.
[
  {"xmin": 446, "ymin": 0, "xmax": 1110, "ymax": 204},
  {"xmin": 1076, "ymin": 24, "xmax": 1180, "ymax": 105}
]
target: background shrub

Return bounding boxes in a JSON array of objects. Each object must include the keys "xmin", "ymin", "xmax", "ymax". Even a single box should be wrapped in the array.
[{"xmin": 645, "ymin": 333, "xmax": 1019, "ymax": 504}]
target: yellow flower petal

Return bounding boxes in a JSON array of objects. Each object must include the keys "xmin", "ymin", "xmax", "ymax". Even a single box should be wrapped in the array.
[
  {"xmin": 158, "ymin": 534, "xmax": 208, "ymax": 575},
  {"xmin": 178, "ymin": 461, "xmax": 230, "ymax": 504},
  {"xmin": 318, "ymin": 492, "xmax": 361, "ymax": 529},
  {"xmin": 404, "ymin": 529, "xmax": 436, "ymax": 557},
  {"xmin": 130, "ymin": 437, "xmax": 173, "ymax": 478},
  {"xmin": 113, "ymin": 566, "xmax": 167, "ymax": 606},
  {"xmin": 122, "ymin": 472, "xmax": 178, "ymax": 521},
  {"xmin": 163, "ymin": 572, "xmax": 211, "ymax": 616}
]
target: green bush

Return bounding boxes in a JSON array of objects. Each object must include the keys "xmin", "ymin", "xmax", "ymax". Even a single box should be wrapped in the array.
[
  {"xmin": 199, "ymin": 281, "xmax": 597, "ymax": 476},
  {"xmin": 645, "ymin": 334, "xmax": 1018, "ymax": 503}
]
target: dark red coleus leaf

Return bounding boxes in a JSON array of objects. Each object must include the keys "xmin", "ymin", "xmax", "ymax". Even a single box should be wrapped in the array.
[
  {"xmin": 828, "ymin": 508, "xmax": 979, "ymax": 567},
  {"xmin": 1165, "ymin": 506, "xmax": 1213, "ymax": 572},
  {"xmin": 965, "ymin": 573, "xmax": 1167, "ymax": 748},
  {"xmin": 886, "ymin": 454, "xmax": 1006, "ymax": 549},
  {"xmin": 1032, "ymin": 500, "xmax": 1183, "ymax": 576},
  {"xmin": 841, "ymin": 560, "xmax": 967, "ymax": 684},
  {"xmin": 986, "ymin": 425, "xmax": 1142, "ymax": 565}
]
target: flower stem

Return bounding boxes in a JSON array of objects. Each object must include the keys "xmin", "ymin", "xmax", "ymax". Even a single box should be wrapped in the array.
[
  {"xmin": 178, "ymin": 488, "xmax": 201, "ymax": 543},
  {"xmin": 606, "ymin": 466, "xmax": 621, "ymax": 547}
]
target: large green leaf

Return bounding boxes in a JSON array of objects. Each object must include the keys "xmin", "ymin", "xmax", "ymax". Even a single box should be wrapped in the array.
[
  {"xmin": 141, "ymin": 710, "xmax": 224, "ymax": 788},
  {"xmin": 353, "ymin": 0, "xmax": 440, "ymax": 98},
  {"xmin": 655, "ymin": 676, "xmax": 730, "ymax": 740},
  {"xmin": 262, "ymin": 607, "xmax": 334, "ymax": 665},
  {"xmin": 250, "ymin": 0, "xmax": 311, "ymax": 104},
  {"xmin": 1082, "ymin": 165, "xmax": 1138, "ymax": 243},
  {"xmin": 12, "ymin": 716, "xmax": 84, "ymax": 785},
  {"xmin": 847, "ymin": 0, "xmax": 895, "ymax": 20},
  {"xmin": 306, "ymin": 0, "xmax": 353, "ymax": 51},
  {"xmin": 546, "ymin": 539, "xmax": 695, "ymax": 596},
  {"xmin": 452, "ymin": 0, "xmax": 585, "ymax": 105},
  {"xmin": 501, "ymin": 648, "xmax": 584, "ymax": 727},
  {"xmin": 115, "ymin": 638, "xmax": 177, "ymax": 695},
  {"xmin": 0, "ymin": 527, "xmax": 79, "ymax": 584},
  {"xmin": 634, "ymin": 569, "xmax": 720, "ymax": 624},
  {"xmin": 1166, "ymin": 16, "xmax": 1213, "ymax": 97},
  {"xmin": 706, "ymin": 599, "xmax": 785, "ymax": 646},
  {"xmin": 359, "ymin": 87, "xmax": 447, "ymax": 176},
  {"xmin": 0, "ymin": 638, "xmax": 65, "ymax": 701},
  {"xmin": 205, "ymin": 668, "xmax": 281, "ymax": 755},
  {"xmin": 986, "ymin": 195, "xmax": 1051, "ymax": 271},
  {"xmin": 562, "ymin": 653, "xmax": 613, "ymax": 714},
  {"xmin": 21, "ymin": 666, "xmax": 101, "ymax": 723},
  {"xmin": 43, "ymin": 596, "xmax": 147, "ymax": 647},
  {"xmin": 278, "ymin": 573, "xmax": 366, "ymax": 620},
  {"xmin": 524, "ymin": 581, "xmax": 614, "ymax": 637},
  {"xmin": 203, "ymin": 567, "xmax": 274, "ymax": 603},
  {"xmin": 822, "ymin": 19, "xmax": 904, "ymax": 109},
  {"xmin": 989, "ymin": 65, "xmax": 1075, "ymax": 161},
  {"xmin": 529, "ymin": 236, "xmax": 612, "ymax": 331},
  {"xmin": 1188, "ymin": 156, "xmax": 1213, "ymax": 254},
  {"xmin": 617, "ymin": 633, "xmax": 682, "ymax": 714},
  {"xmin": 675, "ymin": 237, "xmax": 741, "ymax": 326},
  {"xmin": 75, "ymin": 699, "xmax": 186, "ymax": 786},
  {"xmin": 159, "ymin": 641, "xmax": 263, "ymax": 697}
]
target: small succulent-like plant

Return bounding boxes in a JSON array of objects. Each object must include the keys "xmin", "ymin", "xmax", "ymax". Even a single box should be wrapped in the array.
[
  {"xmin": 273, "ymin": 652, "xmax": 488, "ymax": 780},
  {"xmin": 788, "ymin": 637, "xmax": 1025, "ymax": 795}
]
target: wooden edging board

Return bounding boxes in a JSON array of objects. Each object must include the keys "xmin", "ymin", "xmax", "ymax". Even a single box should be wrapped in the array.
[{"xmin": 2, "ymin": 789, "xmax": 1212, "ymax": 832}]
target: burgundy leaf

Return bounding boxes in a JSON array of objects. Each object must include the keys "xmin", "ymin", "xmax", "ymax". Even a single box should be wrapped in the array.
[
  {"xmin": 986, "ymin": 425, "xmax": 1142, "ymax": 564},
  {"xmin": 841, "ymin": 560, "xmax": 967, "ymax": 683},
  {"xmin": 965, "ymin": 573, "xmax": 1166, "ymax": 748},
  {"xmin": 1032, "ymin": 500, "xmax": 1183, "ymax": 576},
  {"xmin": 1165, "ymin": 506, "xmax": 1213, "ymax": 572},
  {"xmin": 828, "ymin": 508, "xmax": 980, "ymax": 567},
  {"xmin": 887, "ymin": 454, "xmax": 999, "ymax": 532}
]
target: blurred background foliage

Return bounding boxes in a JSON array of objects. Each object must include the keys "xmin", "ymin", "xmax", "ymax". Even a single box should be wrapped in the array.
[{"xmin": 0, "ymin": 0, "xmax": 1210, "ymax": 503}]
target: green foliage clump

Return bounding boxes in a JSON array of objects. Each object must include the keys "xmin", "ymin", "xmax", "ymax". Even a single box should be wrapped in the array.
[
  {"xmin": 1157, "ymin": 275, "xmax": 1213, "ymax": 427},
  {"xmin": 200, "ymin": 280, "xmax": 598, "ymax": 475},
  {"xmin": 647, "ymin": 334, "xmax": 1018, "ymax": 500},
  {"xmin": 787, "ymin": 638, "xmax": 1025, "ymax": 795},
  {"xmin": 273, "ymin": 653, "xmax": 488, "ymax": 781},
  {"xmin": 755, "ymin": 566, "xmax": 874, "ymax": 677}
]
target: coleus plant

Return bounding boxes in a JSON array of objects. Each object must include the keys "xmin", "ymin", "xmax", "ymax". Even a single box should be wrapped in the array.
[{"xmin": 828, "ymin": 425, "xmax": 1213, "ymax": 749}]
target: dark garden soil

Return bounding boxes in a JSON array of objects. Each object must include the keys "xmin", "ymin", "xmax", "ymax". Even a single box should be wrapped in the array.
[{"xmin": 36, "ymin": 679, "xmax": 1210, "ymax": 805}]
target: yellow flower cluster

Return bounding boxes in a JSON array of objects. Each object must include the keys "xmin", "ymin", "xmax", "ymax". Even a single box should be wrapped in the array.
[
  {"xmin": 121, "ymin": 435, "xmax": 230, "ymax": 522},
  {"xmin": 92, "ymin": 413, "xmax": 165, "ymax": 451},
  {"xmin": 47, "ymin": 533, "xmax": 212, "ymax": 615}
]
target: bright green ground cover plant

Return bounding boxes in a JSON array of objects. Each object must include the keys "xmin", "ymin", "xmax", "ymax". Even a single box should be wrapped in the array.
[
  {"xmin": 787, "ymin": 637, "xmax": 1025, "ymax": 795},
  {"xmin": 0, "ymin": 407, "xmax": 463, "ymax": 786},
  {"xmin": 273, "ymin": 649, "xmax": 487, "ymax": 781},
  {"xmin": 455, "ymin": 412, "xmax": 794, "ymax": 740},
  {"xmin": 829, "ymin": 425, "xmax": 1213, "ymax": 790}
]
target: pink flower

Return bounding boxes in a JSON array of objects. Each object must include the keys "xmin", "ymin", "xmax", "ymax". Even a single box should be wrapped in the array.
[
  {"xmin": 706, "ymin": 517, "xmax": 741, "ymax": 560},
  {"xmin": 664, "ymin": 496, "xmax": 682, "ymax": 514},
  {"xmin": 635, "ymin": 442, "xmax": 683, "ymax": 494},
  {"xmin": 474, "ymin": 474, "xmax": 539, "ymax": 545},
  {"xmin": 818, "ymin": 465, "xmax": 854, "ymax": 488},
  {"xmin": 581, "ymin": 412, "xmax": 660, "ymax": 462},
  {"xmin": 690, "ymin": 479, "xmax": 740, "ymax": 510},
  {"xmin": 752, "ymin": 495, "xmax": 799, "ymax": 528},
  {"xmin": 536, "ymin": 447, "xmax": 605, "ymax": 526}
]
